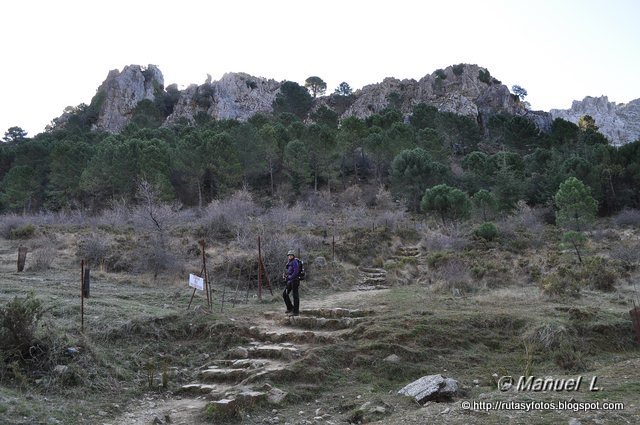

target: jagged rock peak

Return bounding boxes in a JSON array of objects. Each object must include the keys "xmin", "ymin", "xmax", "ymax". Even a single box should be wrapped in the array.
[
  {"xmin": 93, "ymin": 64, "xmax": 164, "ymax": 133},
  {"xmin": 550, "ymin": 95, "xmax": 640, "ymax": 146},
  {"xmin": 164, "ymin": 72, "xmax": 281, "ymax": 125},
  {"xmin": 343, "ymin": 63, "xmax": 532, "ymax": 126}
]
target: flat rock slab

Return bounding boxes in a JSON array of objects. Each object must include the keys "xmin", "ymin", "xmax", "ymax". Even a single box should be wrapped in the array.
[
  {"xmin": 300, "ymin": 307, "xmax": 373, "ymax": 318},
  {"xmin": 283, "ymin": 316, "xmax": 364, "ymax": 330},
  {"xmin": 179, "ymin": 383, "xmax": 219, "ymax": 394},
  {"xmin": 249, "ymin": 344, "xmax": 301, "ymax": 359},
  {"xmin": 200, "ymin": 368, "xmax": 252, "ymax": 382},
  {"xmin": 398, "ymin": 374, "xmax": 459, "ymax": 404}
]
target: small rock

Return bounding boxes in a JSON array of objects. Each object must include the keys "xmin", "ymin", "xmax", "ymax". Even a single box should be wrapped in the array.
[
  {"xmin": 356, "ymin": 395, "xmax": 362, "ymax": 399},
  {"xmin": 472, "ymin": 379, "xmax": 479, "ymax": 385},
  {"xmin": 53, "ymin": 365, "xmax": 69, "ymax": 374},
  {"xmin": 315, "ymin": 408, "xmax": 323, "ymax": 416},
  {"xmin": 314, "ymin": 257, "xmax": 327, "ymax": 268},
  {"xmin": 398, "ymin": 374, "xmax": 459, "ymax": 404},
  {"xmin": 369, "ymin": 406, "xmax": 386, "ymax": 414},
  {"xmin": 383, "ymin": 354, "xmax": 401, "ymax": 363},
  {"xmin": 440, "ymin": 407, "xmax": 450, "ymax": 415},
  {"xmin": 152, "ymin": 417, "xmax": 163, "ymax": 425},
  {"xmin": 97, "ymin": 411, "xmax": 108, "ymax": 416},
  {"xmin": 229, "ymin": 347, "xmax": 249, "ymax": 359},
  {"xmin": 568, "ymin": 419, "xmax": 582, "ymax": 425},
  {"xmin": 299, "ymin": 411, "xmax": 304, "ymax": 415}
]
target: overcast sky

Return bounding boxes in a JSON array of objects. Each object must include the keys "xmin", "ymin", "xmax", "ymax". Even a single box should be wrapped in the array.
[{"xmin": 1, "ymin": 0, "xmax": 639, "ymax": 137}]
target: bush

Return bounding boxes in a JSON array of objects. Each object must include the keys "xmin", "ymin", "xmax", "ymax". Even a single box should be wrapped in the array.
[
  {"xmin": 582, "ymin": 256, "xmax": 617, "ymax": 292},
  {"xmin": 613, "ymin": 208, "xmax": 640, "ymax": 227},
  {"xmin": 0, "ymin": 215, "xmax": 29, "ymax": 239},
  {"xmin": 452, "ymin": 64, "xmax": 465, "ymax": 76},
  {"xmin": 474, "ymin": 222, "xmax": 498, "ymax": 241},
  {"xmin": 30, "ymin": 245, "xmax": 55, "ymax": 271},
  {"xmin": 10, "ymin": 224, "xmax": 35, "ymax": 240},
  {"xmin": 540, "ymin": 267, "xmax": 580, "ymax": 297},
  {"xmin": 0, "ymin": 293, "xmax": 45, "ymax": 360},
  {"xmin": 76, "ymin": 234, "xmax": 111, "ymax": 269}
]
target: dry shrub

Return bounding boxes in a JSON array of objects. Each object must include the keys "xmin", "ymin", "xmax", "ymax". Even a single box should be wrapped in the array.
[
  {"xmin": 582, "ymin": 256, "xmax": 617, "ymax": 292},
  {"xmin": 374, "ymin": 186, "xmax": 394, "ymax": 210},
  {"xmin": 201, "ymin": 189, "xmax": 258, "ymax": 241},
  {"xmin": 610, "ymin": 241, "xmax": 640, "ymax": 266},
  {"xmin": 431, "ymin": 258, "xmax": 477, "ymax": 294},
  {"xmin": 420, "ymin": 227, "xmax": 469, "ymax": 252},
  {"xmin": 499, "ymin": 201, "xmax": 546, "ymax": 248},
  {"xmin": 613, "ymin": 208, "xmax": 640, "ymax": 227},
  {"xmin": 262, "ymin": 202, "xmax": 308, "ymax": 229},
  {"xmin": 341, "ymin": 205, "xmax": 372, "ymax": 229},
  {"xmin": 340, "ymin": 185, "xmax": 364, "ymax": 206},
  {"xmin": 0, "ymin": 215, "xmax": 30, "ymax": 239},
  {"xmin": 523, "ymin": 322, "xmax": 571, "ymax": 350},
  {"xmin": 302, "ymin": 190, "xmax": 336, "ymax": 213},
  {"xmin": 76, "ymin": 233, "xmax": 111, "ymax": 269},
  {"xmin": 30, "ymin": 246, "xmax": 56, "ymax": 271},
  {"xmin": 136, "ymin": 234, "xmax": 181, "ymax": 279}
]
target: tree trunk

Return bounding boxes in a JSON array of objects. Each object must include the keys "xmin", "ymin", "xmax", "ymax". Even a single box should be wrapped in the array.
[{"xmin": 572, "ymin": 242, "xmax": 583, "ymax": 264}]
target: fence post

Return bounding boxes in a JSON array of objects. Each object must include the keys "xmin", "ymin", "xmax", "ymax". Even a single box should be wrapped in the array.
[{"xmin": 17, "ymin": 246, "xmax": 28, "ymax": 272}]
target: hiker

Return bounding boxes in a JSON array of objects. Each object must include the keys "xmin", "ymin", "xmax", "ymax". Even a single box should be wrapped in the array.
[{"xmin": 282, "ymin": 249, "xmax": 300, "ymax": 316}]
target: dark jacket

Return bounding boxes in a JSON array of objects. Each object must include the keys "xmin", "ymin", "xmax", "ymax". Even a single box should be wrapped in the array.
[{"xmin": 286, "ymin": 258, "xmax": 300, "ymax": 283}]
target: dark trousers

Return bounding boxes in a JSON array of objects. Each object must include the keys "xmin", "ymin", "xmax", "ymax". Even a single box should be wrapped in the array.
[{"xmin": 283, "ymin": 280, "xmax": 300, "ymax": 313}]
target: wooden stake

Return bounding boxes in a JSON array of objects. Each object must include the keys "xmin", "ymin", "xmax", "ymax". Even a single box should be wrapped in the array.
[{"xmin": 80, "ymin": 260, "xmax": 84, "ymax": 332}]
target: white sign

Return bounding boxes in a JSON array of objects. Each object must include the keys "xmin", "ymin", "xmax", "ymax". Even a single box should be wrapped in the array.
[{"xmin": 189, "ymin": 274, "xmax": 204, "ymax": 291}]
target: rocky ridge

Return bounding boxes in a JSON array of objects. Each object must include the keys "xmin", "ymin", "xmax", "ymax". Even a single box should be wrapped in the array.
[
  {"xmin": 61, "ymin": 64, "xmax": 639, "ymax": 145},
  {"xmin": 550, "ymin": 96, "xmax": 640, "ymax": 146}
]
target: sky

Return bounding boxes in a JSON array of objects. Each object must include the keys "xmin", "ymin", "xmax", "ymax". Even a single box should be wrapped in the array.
[{"xmin": 1, "ymin": 0, "xmax": 639, "ymax": 137}]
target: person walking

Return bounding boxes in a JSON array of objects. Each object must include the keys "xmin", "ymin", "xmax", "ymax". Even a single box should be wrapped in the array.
[{"xmin": 283, "ymin": 249, "xmax": 301, "ymax": 316}]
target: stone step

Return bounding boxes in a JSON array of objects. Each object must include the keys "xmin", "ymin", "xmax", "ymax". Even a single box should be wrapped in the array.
[
  {"xmin": 359, "ymin": 267, "xmax": 387, "ymax": 274},
  {"xmin": 299, "ymin": 307, "xmax": 375, "ymax": 318},
  {"xmin": 264, "ymin": 308, "xmax": 374, "ymax": 320},
  {"xmin": 360, "ymin": 272, "xmax": 387, "ymax": 278},
  {"xmin": 355, "ymin": 284, "xmax": 391, "ymax": 291},
  {"xmin": 179, "ymin": 383, "xmax": 223, "ymax": 394},
  {"xmin": 248, "ymin": 344, "xmax": 302, "ymax": 360},
  {"xmin": 248, "ymin": 326, "xmax": 339, "ymax": 344},
  {"xmin": 200, "ymin": 367, "xmax": 253, "ymax": 382},
  {"xmin": 360, "ymin": 276, "xmax": 387, "ymax": 283},
  {"xmin": 282, "ymin": 316, "xmax": 365, "ymax": 330}
]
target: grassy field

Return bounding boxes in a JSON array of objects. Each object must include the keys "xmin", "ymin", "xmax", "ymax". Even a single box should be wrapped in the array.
[{"xmin": 0, "ymin": 206, "xmax": 639, "ymax": 424}]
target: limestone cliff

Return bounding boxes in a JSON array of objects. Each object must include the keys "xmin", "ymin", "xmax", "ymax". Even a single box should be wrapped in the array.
[
  {"xmin": 92, "ymin": 64, "xmax": 164, "ymax": 133},
  {"xmin": 342, "ymin": 64, "xmax": 541, "ymax": 128},
  {"xmin": 550, "ymin": 96, "xmax": 640, "ymax": 146},
  {"xmin": 164, "ymin": 73, "xmax": 281, "ymax": 125}
]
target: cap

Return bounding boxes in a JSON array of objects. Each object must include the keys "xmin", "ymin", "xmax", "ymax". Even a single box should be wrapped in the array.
[{"xmin": 287, "ymin": 250, "xmax": 295, "ymax": 256}]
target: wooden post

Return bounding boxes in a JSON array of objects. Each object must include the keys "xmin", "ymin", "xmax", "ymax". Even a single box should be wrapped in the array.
[
  {"xmin": 258, "ymin": 236, "xmax": 263, "ymax": 300},
  {"xmin": 17, "ymin": 246, "xmax": 28, "ymax": 272},
  {"xmin": 83, "ymin": 266, "xmax": 91, "ymax": 298},
  {"xmin": 332, "ymin": 235, "xmax": 335, "ymax": 262},
  {"xmin": 199, "ymin": 240, "xmax": 211, "ymax": 309},
  {"xmin": 80, "ymin": 260, "xmax": 84, "ymax": 332}
]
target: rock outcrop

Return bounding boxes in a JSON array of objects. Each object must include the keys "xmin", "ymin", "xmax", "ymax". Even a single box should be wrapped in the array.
[
  {"xmin": 92, "ymin": 64, "xmax": 164, "ymax": 133},
  {"xmin": 550, "ymin": 96, "xmax": 640, "ymax": 146},
  {"xmin": 343, "ymin": 64, "xmax": 539, "ymax": 129},
  {"xmin": 165, "ymin": 73, "xmax": 280, "ymax": 125}
]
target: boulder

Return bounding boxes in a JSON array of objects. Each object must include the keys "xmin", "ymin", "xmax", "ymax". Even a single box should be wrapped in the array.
[{"xmin": 397, "ymin": 374, "xmax": 459, "ymax": 403}]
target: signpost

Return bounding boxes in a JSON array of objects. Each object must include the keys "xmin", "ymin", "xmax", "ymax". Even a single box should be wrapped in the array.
[{"xmin": 187, "ymin": 240, "xmax": 211, "ymax": 310}]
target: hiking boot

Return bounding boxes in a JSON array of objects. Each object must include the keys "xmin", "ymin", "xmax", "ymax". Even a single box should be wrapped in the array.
[
  {"xmin": 291, "ymin": 312, "xmax": 300, "ymax": 317},
  {"xmin": 285, "ymin": 309, "xmax": 293, "ymax": 314}
]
